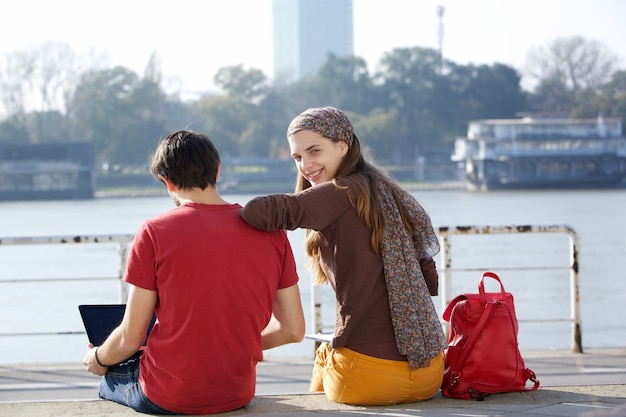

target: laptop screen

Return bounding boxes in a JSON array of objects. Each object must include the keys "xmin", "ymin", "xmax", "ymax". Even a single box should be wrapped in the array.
[{"xmin": 78, "ymin": 304, "xmax": 155, "ymax": 346}]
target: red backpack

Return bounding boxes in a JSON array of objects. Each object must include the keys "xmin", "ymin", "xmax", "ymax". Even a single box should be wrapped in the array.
[{"xmin": 441, "ymin": 271, "xmax": 540, "ymax": 400}]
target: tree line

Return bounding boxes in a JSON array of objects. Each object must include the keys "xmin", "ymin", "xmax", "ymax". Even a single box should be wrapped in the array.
[{"xmin": 0, "ymin": 36, "xmax": 624, "ymax": 169}]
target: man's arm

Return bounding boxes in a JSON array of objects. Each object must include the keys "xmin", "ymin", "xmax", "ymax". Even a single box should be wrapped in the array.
[
  {"xmin": 261, "ymin": 284, "xmax": 305, "ymax": 350},
  {"xmin": 83, "ymin": 285, "xmax": 157, "ymax": 375}
]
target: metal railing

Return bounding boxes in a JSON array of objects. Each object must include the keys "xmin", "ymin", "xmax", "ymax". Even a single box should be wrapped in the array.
[
  {"xmin": 310, "ymin": 224, "xmax": 582, "ymax": 353},
  {"xmin": 0, "ymin": 234, "xmax": 133, "ymax": 290},
  {"xmin": 437, "ymin": 224, "xmax": 581, "ymax": 353},
  {"xmin": 0, "ymin": 234, "xmax": 134, "ymax": 339},
  {"xmin": 1, "ymin": 226, "xmax": 582, "ymax": 354}
]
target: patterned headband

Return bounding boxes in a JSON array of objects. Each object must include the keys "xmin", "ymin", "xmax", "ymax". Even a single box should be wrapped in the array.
[{"xmin": 287, "ymin": 106, "xmax": 355, "ymax": 148}]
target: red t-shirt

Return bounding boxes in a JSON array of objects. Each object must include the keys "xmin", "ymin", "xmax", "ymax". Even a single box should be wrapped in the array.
[{"xmin": 124, "ymin": 202, "xmax": 298, "ymax": 414}]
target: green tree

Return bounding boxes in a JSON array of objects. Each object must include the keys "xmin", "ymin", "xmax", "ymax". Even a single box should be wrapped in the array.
[
  {"xmin": 0, "ymin": 117, "xmax": 29, "ymax": 143},
  {"xmin": 72, "ymin": 66, "xmax": 138, "ymax": 162},
  {"xmin": 311, "ymin": 53, "xmax": 383, "ymax": 115},
  {"xmin": 527, "ymin": 74, "xmax": 575, "ymax": 116},
  {"xmin": 377, "ymin": 46, "xmax": 452, "ymax": 162},
  {"xmin": 349, "ymin": 108, "xmax": 398, "ymax": 160},
  {"xmin": 203, "ymin": 65, "xmax": 274, "ymax": 157},
  {"xmin": 602, "ymin": 70, "xmax": 626, "ymax": 124},
  {"xmin": 254, "ymin": 89, "xmax": 295, "ymax": 157},
  {"xmin": 214, "ymin": 64, "xmax": 268, "ymax": 102},
  {"xmin": 195, "ymin": 95, "xmax": 256, "ymax": 156},
  {"xmin": 71, "ymin": 66, "xmax": 171, "ymax": 165},
  {"xmin": 455, "ymin": 63, "xmax": 526, "ymax": 120}
]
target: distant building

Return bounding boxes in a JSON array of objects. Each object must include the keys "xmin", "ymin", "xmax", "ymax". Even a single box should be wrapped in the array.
[
  {"xmin": 451, "ymin": 116, "xmax": 626, "ymax": 190},
  {"xmin": 272, "ymin": 0, "xmax": 354, "ymax": 83},
  {"xmin": 0, "ymin": 142, "xmax": 95, "ymax": 201}
]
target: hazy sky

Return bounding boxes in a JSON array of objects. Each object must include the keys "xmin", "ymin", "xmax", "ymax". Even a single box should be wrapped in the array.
[{"xmin": 2, "ymin": 0, "xmax": 625, "ymax": 95}]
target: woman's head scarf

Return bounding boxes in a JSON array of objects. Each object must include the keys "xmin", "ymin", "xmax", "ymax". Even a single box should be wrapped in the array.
[{"xmin": 287, "ymin": 106, "xmax": 355, "ymax": 148}]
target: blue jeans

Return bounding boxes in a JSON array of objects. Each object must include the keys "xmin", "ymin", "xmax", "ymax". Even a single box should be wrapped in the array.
[{"xmin": 99, "ymin": 351, "xmax": 175, "ymax": 415}]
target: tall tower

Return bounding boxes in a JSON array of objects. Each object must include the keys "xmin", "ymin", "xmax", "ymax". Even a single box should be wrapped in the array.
[{"xmin": 272, "ymin": 0, "xmax": 354, "ymax": 84}]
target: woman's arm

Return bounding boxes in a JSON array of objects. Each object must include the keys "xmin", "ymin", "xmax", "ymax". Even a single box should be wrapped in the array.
[
  {"xmin": 241, "ymin": 182, "xmax": 353, "ymax": 231},
  {"xmin": 420, "ymin": 257, "xmax": 439, "ymax": 296}
]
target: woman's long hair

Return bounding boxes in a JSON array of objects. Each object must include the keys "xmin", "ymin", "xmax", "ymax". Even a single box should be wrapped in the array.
[{"xmin": 297, "ymin": 135, "xmax": 415, "ymax": 285}]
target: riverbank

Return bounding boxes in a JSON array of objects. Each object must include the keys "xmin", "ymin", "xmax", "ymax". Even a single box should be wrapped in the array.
[{"xmin": 94, "ymin": 180, "xmax": 467, "ymax": 198}]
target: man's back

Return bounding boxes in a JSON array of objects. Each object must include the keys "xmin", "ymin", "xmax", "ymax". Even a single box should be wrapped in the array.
[{"xmin": 124, "ymin": 202, "xmax": 299, "ymax": 414}]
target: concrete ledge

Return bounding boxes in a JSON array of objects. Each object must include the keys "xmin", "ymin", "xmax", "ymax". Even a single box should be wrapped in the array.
[{"xmin": 1, "ymin": 385, "xmax": 625, "ymax": 417}]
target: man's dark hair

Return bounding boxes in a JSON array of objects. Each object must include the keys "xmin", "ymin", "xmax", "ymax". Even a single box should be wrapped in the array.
[{"xmin": 150, "ymin": 130, "xmax": 221, "ymax": 190}]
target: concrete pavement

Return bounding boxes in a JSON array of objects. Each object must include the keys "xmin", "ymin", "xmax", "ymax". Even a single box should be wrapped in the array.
[{"xmin": 1, "ymin": 348, "xmax": 625, "ymax": 416}]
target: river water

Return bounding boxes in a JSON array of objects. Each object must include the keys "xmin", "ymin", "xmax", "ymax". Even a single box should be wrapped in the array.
[{"xmin": 0, "ymin": 188, "xmax": 625, "ymax": 364}]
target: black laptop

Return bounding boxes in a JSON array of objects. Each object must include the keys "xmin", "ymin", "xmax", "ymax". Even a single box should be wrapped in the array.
[{"xmin": 78, "ymin": 304, "xmax": 155, "ymax": 347}]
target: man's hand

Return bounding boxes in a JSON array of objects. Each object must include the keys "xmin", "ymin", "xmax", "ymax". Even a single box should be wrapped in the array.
[
  {"xmin": 81, "ymin": 285, "xmax": 157, "ymax": 377},
  {"xmin": 83, "ymin": 343, "xmax": 108, "ymax": 376}
]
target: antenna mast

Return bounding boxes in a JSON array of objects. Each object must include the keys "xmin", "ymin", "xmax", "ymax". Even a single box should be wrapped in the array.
[{"xmin": 437, "ymin": 5, "xmax": 445, "ymax": 74}]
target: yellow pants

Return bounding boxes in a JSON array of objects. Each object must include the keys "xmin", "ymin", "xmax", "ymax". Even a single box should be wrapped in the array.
[{"xmin": 310, "ymin": 343, "xmax": 444, "ymax": 405}]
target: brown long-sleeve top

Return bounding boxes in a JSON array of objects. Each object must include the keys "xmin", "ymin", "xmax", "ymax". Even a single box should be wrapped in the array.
[{"xmin": 241, "ymin": 180, "xmax": 438, "ymax": 361}]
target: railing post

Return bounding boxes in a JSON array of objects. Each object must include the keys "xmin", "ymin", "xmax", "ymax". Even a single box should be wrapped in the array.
[
  {"xmin": 312, "ymin": 281, "xmax": 322, "ymax": 353},
  {"xmin": 566, "ymin": 226, "xmax": 583, "ymax": 353},
  {"xmin": 119, "ymin": 243, "xmax": 129, "ymax": 303},
  {"xmin": 438, "ymin": 228, "xmax": 451, "ymax": 337}
]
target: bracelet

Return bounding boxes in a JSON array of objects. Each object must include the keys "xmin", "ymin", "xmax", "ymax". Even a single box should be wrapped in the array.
[{"xmin": 94, "ymin": 346, "xmax": 109, "ymax": 368}]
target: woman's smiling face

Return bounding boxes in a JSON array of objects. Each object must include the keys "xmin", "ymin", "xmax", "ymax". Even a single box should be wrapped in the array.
[{"xmin": 288, "ymin": 130, "xmax": 349, "ymax": 186}]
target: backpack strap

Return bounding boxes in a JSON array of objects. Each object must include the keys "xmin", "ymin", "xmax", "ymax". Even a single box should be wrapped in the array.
[
  {"xmin": 443, "ymin": 302, "xmax": 495, "ymax": 397},
  {"xmin": 448, "ymin": 302, "xmax": 495, "ymax": 371},
  {"xmin": 479, "ymin": 272, "xmax": 507, "ymax": 303},
  {"xmin": 442, "ymin": 294, "xmax": 467, "ymax": 321},
  {"xmin": 524, "ymin": 368, "xmax": 541, "ymax": 391}
]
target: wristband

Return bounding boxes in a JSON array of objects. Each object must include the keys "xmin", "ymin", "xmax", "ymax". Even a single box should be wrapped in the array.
[{"xmin": 94, "ymin": 347, "xmax": 109, "ymax": 368}]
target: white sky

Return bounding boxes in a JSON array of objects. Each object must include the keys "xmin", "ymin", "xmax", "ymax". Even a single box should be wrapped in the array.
[{"xmin": 2, "ymin": 0, "xmax": 625, "ymax": 96}]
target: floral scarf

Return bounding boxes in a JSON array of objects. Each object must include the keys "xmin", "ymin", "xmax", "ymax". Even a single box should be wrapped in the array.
[{"xmin": 378, "ymin": 181, "xmax": 448, "ymax": 369}]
